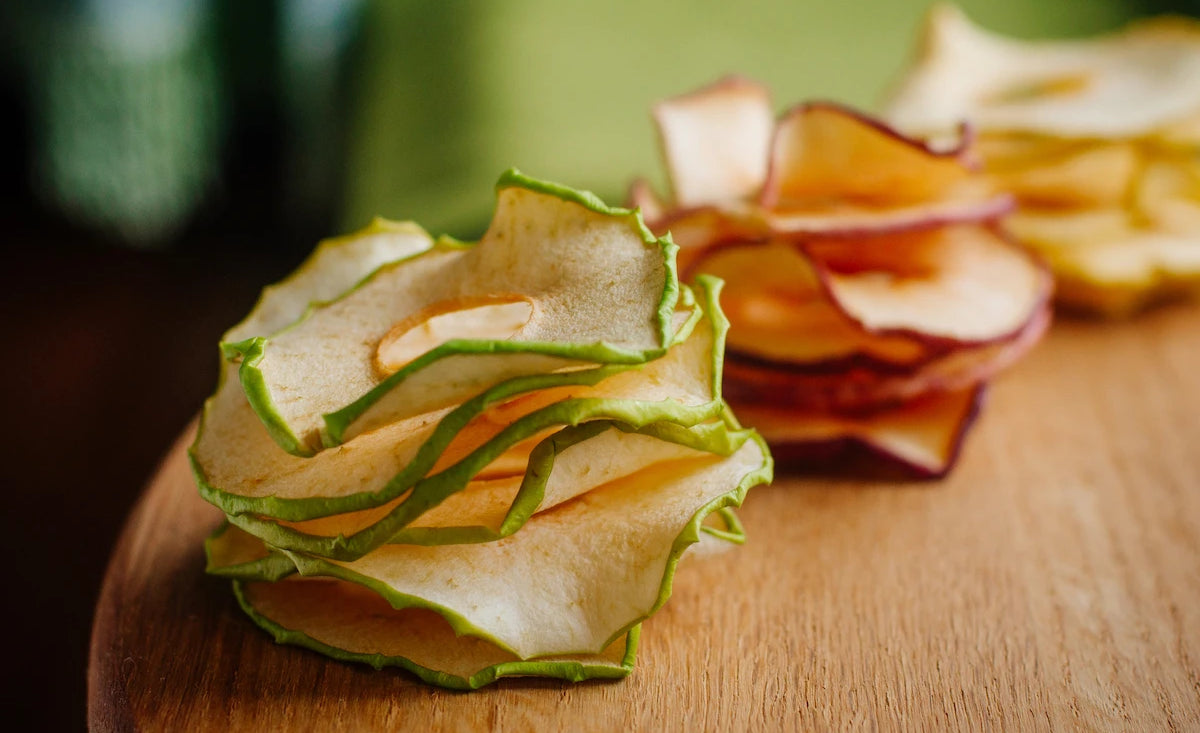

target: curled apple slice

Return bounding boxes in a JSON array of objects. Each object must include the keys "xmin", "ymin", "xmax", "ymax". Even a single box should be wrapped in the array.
[
  {"xmin": 652, "ymin": 76, "xmax": 774, "ymax": 209},
  {"xmin": 804, "ymin": 225, "xmax": 1052, "ymax": 345},
  {"xmin": 211, "ymin": 437, "xmax": 768, "ymax": 663},
  {"xmin": 235, "ymin": 578, "xmax": 639, "ymax": 690},
  {"xmin": 644, "ymin": 83, "xmax": 1010, "ymax": 242},
  {"xmin": 760, "ymin": 102, "xmax": 973, "ymax": 207},
  {"xmin": 731, "ymin": 387, "xmax": 983, "ymax": 479},
  {"xmin": 229, "ymin": 170, "xmax": 679, "ymax": 456},
  {"xmin": 241, "ymin": 418, "xmax": 752, "ymax": 559},
  {"xmin": 885, "ymin": 5, "xmax": 1200, "ymax": 139},
  {"xmin": 195, "ymin": 282, "xmax": 720, "ymax": 532},
  {"xmin": 687, "ymin": 239, "xmax": 928, "ymax": 366},
  {"xmin": 1007, "ymin": 208, "xmax": 1200, "ymax": 315},
  {"xmin": 221, "ymin": 285, "xmax": 736, "ymax": 559},
  {"xmin": 723, "ymin": 305, "xmax": 1048, "ymax": 413}
]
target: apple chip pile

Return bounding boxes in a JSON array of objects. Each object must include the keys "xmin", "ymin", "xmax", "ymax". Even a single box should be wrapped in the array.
[
  {"xmin": 192, "ymin": 171, "xmax": 771, "ymax": 689},
  {"xmin": 886, "ymin": 5, "xmax": 1200, "ymax": 316},
  {"xmin": 631, "ymin": 78, "xmax": 1050, "ymax": 477}
]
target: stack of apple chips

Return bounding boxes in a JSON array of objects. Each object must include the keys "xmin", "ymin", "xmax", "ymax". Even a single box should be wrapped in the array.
[
  {"xmin": 630, "ymin": 78, "xmax": 1050, "ymax": 477},
  {"xmin": 192, "ymin": 171, "xmax": 771, "ymax": 689},
  {"xmin": 886, "ymin": 5, "xmax": 1200, "ymax": 316}
]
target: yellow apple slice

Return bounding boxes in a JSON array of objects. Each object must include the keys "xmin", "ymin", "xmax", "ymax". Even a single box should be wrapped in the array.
[{"xmin": 885, "ymin": 5, "xmax": 1200, "ymax": 138}]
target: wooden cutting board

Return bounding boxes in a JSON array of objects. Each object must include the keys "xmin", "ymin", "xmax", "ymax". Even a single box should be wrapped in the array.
[{"xmin": 89, "ymin": 304, "xmax": 1200, "ymax": 731}]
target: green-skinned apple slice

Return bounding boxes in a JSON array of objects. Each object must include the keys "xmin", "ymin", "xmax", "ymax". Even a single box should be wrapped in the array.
[
  {"xmin": 193, "ymin": 280, "xmax": 723, "ymax": 530},
  {"xmin": 730, "ymin": 387, "xmax": 983, "ymax": 478},
  {"xmin": 884, "ymin": 5, "xmax": 1200, "ymax": 139},
  {"xmin": 212, "ymin": 435, "xmax": 769, "ymax": 662},
  {"xmin": 252, "ymin": 418, "xmax": 753, "ymax": 554},
  {"xmin": 220, "ymin": 285, "xmax": 741, "ymax": 559},
  {"xmin": 233, "ymin": 578, "xmax": 639, "ymax": 689},
  {"xmin": 225, "ymin": 219, "xmax": 435, "ymax": 344},
  {"xmin": 229, "ymin": 170, "xmax": 680, "ymax": 456}
]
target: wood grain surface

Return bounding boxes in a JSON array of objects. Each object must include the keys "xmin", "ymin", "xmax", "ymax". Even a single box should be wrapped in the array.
[{"xmin": 89, "ymin": 303, "xmax": 1200, "ymax": 732}]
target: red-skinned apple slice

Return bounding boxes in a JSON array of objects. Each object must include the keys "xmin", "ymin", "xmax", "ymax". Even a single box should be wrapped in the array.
[
  {"xmin": 685, "ymin": 239, "xmax": 930, "ymax": 366},
  {"xmin": 731, "ymin": 386, "xmax": 984, "ymax": 479},
  {"xmin": 803, "ymin": 224, "xmax": 1052, "ymax": 346},
  {"xmin": 722, "ymin": 305, "xmax": 1049, "ymax": 413},
  {"xmin": 759, "ymin": 102, "xmax": 977, "ymax": 207},
  {"xmin": 641, "ymin": 86, "xmax": 1014, "ymax": 243}
]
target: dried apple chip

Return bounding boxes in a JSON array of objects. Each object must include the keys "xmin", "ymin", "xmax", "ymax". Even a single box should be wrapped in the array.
[
  {"xmin": 643, "ymin": 79, "xmax": 1011, "ymax": 241},
  {"xmin": 886, "ymin": 5, "xmax": 1200, "ymax": 315},
  {"xmin": 636, "ymin": 78, "xmax": 1049, "ymax": 473},
  {"xmin": 731, "ymin": 387, "xmax": 983, "ymax": 479},
  {"xmin": 221, "ymin": 283, "xmax": 740, "ymax": 559},
  {"xmin": 885, "ymin": 4, "xmax": 1200, "ymax": 139},
  {"xmin": 210, "ymin": 436, "xmax": 769, "ymax": 663},
  {"xmin": 723, "ymin": 303, "xmax": 1046, "ymax": 413},
  {"xmin": 804, "ymin": 225, "xmax": 1051, "ymax": 345},
  {"xmin": 195, "ymin": 172, "xmax": 773, "ymax": 688},
  {"xmin": 229, "ymin": 170, "xmax": 680, "ymax": 456},
  {"xmin": 236, "ymin": 579, "xmax": 639, "ymax": 690}
]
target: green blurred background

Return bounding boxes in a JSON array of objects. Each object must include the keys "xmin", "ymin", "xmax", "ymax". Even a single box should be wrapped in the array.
[
  {"xmin": 1, "ymin": 0, "xmax": 1194, "ymax": 728},
  {"xmin": 5, "ymin": 0, "xmax": 1188, "ymax": 248}
]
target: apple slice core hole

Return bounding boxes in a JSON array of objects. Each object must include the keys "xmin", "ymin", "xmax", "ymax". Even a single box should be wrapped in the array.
[{"xmin": 374, "ymin": 296, "xmax": 536, "ymax": 376}]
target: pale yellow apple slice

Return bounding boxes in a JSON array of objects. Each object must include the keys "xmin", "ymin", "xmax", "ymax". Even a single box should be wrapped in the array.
[
  {"xmin": 651, "ymin": 76, "xmax": 774, "ymax": 208},
  {"xmin": 990, "ymin": 141, "xmax": 1140, "ymax": 208},
  {"xmin": 1007, "ymin": 207, "xmax": 1200, "ymax": 315},
  {"xmin": 885, "ymin": 4, "xmax": 1200, "ymax": 138}
]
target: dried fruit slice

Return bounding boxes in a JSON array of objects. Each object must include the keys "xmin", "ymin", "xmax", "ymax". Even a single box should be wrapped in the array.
[
  {"xmin": 884, "ymin": 5, "xmax": 1200, "ymax": 139},
  {"xmin": 731, "ymin": 387, "xmax": 983, "ymax": 478},
  {"xmin": 210, "ymin": 435, "xmax": 769, "ymax": 663},
  {"xmin": 986, "ymin": 140, "xmax": 1140, "ymax": 208},
  {"xmin": 652, "ymin": 76, "xmax": 774, "ymax": 209},
  {"xmin": 194, "ymin": 280, "xmax": 720, "ymax": 530},
  {"xmin": 723, "ymin": 304, "xmax": 1048, "ymax": 413},
  {"xmin": 1007, "ymin": 208, "xmax": 1200, "ymax": 315},
  {"xmin": 804, "ymin": 225, "xmax": 1051, "ymax": 345},
  {"xmin": 234, "ymin": 418, "xmax": 751, "ymax": 559},
  {"xmin": 646, "ymin": 82, "xmax": 1010, "ymax": 240},
  {"xmin": 688, "ymin": 239, "xmax": 929, "ymax": 366},
  {"xmin": 224, "ymin": 218, "xmax": 436, "ymax": 345},
  {"xmin": 759, "ymin": 102, "xmax": 974, "ymax": 207},
  {"xmin": 687, "ymin": 224, "xmax": 1051, "ymax": 377},
  {"xmin": 219, "ymin": 283, "xmax": 740, "ymax": 559},
  {"xmin": 235, "ymin": 578, "xmax": 639, "ymax": 690},
  {"xmin": 885, "ymin": 7, "xmax": 1200, "ymax": 316},
  {"xmin": 230, "ymin": 170, "xmax": 679, "ymax": 455}
]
